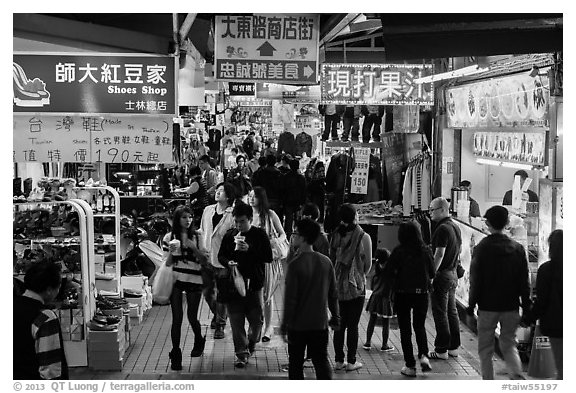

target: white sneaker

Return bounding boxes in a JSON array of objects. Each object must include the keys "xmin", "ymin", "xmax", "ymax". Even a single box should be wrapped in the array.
[
  {"xmin": 419, "ymin": 355, "xmax": 432, "ymax": 372},
  {"xmin": 448, "ymin": 349, "xmax": 459, "ymax": 357},
  {"xmin": 428, "ymin": 351, "xmax": 449, "ymax": 360},
  {"xmin": 346, "ymin": 361, "xmax": 363, "ymax": 372},
  {"xmin": 334, "ymin": 361, "xmax": 347, "ymax": 370},
  {"xmin": 401, "ymin": 366, "xmax": 417, "ymax": 377}
]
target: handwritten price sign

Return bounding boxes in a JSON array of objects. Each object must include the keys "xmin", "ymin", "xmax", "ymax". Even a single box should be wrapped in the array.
[{"xmin": 351, "ymin": 147, "xmax": 370, "ymax": 195}]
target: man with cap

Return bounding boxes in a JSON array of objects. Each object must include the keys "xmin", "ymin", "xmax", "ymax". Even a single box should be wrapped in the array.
[
  {"xmin": 459, "ymin": 180, "xmax": 481, "ymax": 218},
  {"xmin": 502, "ymin": 170, "xmax": 539, "ymax": 206},
  {"xmin": 467, "ymin": 205, "xmax": 531, "ymax": 380}
]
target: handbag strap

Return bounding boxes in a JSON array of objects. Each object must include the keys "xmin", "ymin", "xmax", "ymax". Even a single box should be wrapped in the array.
[{"xmin": 267, "ymin": 213, "xmax": 279, "ymax": 239}]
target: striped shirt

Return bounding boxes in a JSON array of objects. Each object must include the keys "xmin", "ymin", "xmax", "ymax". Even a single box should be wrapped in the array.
[{"xmin": 162, "ymin": 232, "xmax": 204, "ymax": 285}]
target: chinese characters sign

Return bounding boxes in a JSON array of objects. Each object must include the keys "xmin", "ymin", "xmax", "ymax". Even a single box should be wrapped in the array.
[
  {"xmin": 13, "ymin": 54, "xmax": 176, "ymax": 114},
  {"xmin": 229, "ymin": 82, "xmax": 256, "ymax": 96},
  {"xmin": 14, "ymin": 114, "xmax": 174, "ymax": 163},
  {"xmin": 446, "ymin": 73, "xmax": 550, "ymax": 128},
  {"xmin": 215, "ymin": 14, "xmax": 319, "ymax": 84},
  {"xmin": 473, "ymin": 131, "xmax": 546, "ymax": 166},
  {"xmin": 256, "ymin": 83, "xmax": 321, "ymax": 102},
  {"xmin": 320, "ymin": 64, "xmax": 434, "ymax": 105},
  {"xmin": 351, "ymin": 147, "xmax": 370, "ymax": 195}
]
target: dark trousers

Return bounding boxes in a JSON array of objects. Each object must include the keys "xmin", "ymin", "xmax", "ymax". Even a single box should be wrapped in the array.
[
  {"xmin": 227, "ymin": 290, "xmax": 264, "ymax": 359},
  {"xmin": 333, "ymin": 296, "xmax": 364, "ymax": 363},
  {"xmin": 431, "ymin": 272, "xmax": 461, "ymax": 353},
  {"xmin": 170, "ymin": 282, "xmax": 203, "ymax": 349},
  {"xmin": 288, "ymin": 329, "xmax": 332, "ymax": 380},
  {"xmin": 361, "ymin": 114, "xmax": 382, "ymax": 142},
  {"xmin": 342, "ymin": 117, "xmax": 360, "ymax": 140},
  {"xmin": 395, "ymin": 292, "xmax": 430, "ymax": 368},
  {"xmin": 322, "ymin": 115, "xmax": 340, "ymax": 140},
  {"xmin": 201, "ymin": 266, "xmax": 228, "ymax": 327},
  {"xmin": 283, "ymin": 204, "xmax": 300, "ymax": 237}
]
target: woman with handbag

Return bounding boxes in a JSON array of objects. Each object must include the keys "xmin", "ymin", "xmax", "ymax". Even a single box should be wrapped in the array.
[
  {"xmin": 329, "ymin": 204, "xmax": 372, "ymax": 372},
  {"xmin": 248, "ymin": 186, "xmax": 288, "ymax": 342},
  {"xmin": 162, "ymin": 206, "xmax": 208, "ymax": 371}
]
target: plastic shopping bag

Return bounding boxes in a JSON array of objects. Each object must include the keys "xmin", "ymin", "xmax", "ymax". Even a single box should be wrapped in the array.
[
  {"xmin": 152, "ymin": 262, "xmax": 174, "ymax": 305},
  {"xmin": 231, "ymin": 264, "xmax": 246, "ymax": 297}
]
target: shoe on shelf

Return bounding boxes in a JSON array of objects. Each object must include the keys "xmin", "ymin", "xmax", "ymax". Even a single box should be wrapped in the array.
[
  {"xmin": 401, "ymin": 366, "xmax": 417, "ymax": 377},
  {"xmin": 190, "ymin": 336, "xmax": 206, "ymax": 357},
  {"xmin": 362, "ymin": 343, "xmax": 372, "ymax": 351},
  {"xmin": 346, "ymin": 361, "xmax": 363, "ymax": 372},
  {"xmin": 334, "ymin": 361, "xmax": 347, "ymax": 370},
  {"xmin": 380, "ymin": 344, "xmax": 395, "ymax": 352},
  {"xmin": 419, "ymin": 355, "xmax": 432, "ymax": 372},
  {"xmin": 428, "ymin": 351, "xmax": 449, "ymax": 360},
  {"xmin": 234, "ymin": 356, "xmax": 248, "ymax": 368},
  {"xmin": 169, "ymin": 348, "xmax": 182, "ymax": 371},
  {"xmin": 214, "ymin": 326, "xmax": 225, "ymax": 339},
  {"xmin": 448, "ymin": 349, "xmax": 459, "ymax": 357}
]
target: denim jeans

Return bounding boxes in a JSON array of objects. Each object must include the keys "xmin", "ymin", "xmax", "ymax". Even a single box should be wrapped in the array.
[
  {"xmin": 288, "ymin": 329, "xmax": 332, "ymax": 380},
  {"xmin": 431, "ymin": 271, "xmax": 461, "ymax": 353},
  {"xmin": 226, "ymin": 289, "xmax": 264, "ymax": 359},
  {"xmin": 477, "ymin": 310, "xmax": 523, "ymax": 380},
  {"xmin": 395, "ymin": 292, "xmax": 430, "ymax": 368},
  {"xmin": 333, "ymin": 296, "xmax": 364, "ymax": 364},
  {"xmin": 342, "ymin": 117, "xmax": 360, "ymax": 140},
  {"xmin": 322, "ymin": 114, "xmax": 340, "ymax": 140},
  {"xmin": 201, "ymin": 266, "xmax": 228, "ymax": 327},
  {"xmin": 361, "ymin": 114, "xmax": 382, "ymax": 141}
]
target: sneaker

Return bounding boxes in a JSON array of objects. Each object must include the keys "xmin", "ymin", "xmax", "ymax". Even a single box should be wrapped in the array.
[
  {"xmin": 346, "ymin": 361, "xmax": 363, "ymax": 372},
  {"xmin": 214, "ymin": 326, "xmax": 225, "ymax": 339},
  {"xmin": 448, "ymin": 349, "xmax": 459, "ymax": 357},
  {"xmin": 428, "ymin": 351, "xmax": 449, "ymax": 360},
  {"xmin": 234, "ymin": 356, "xmax": 248, "ymax": 368},
  {"xmin": 419, "ymin": 355, "xmax": 432, "ymax": 372},
  {"xmin": 334, "ymin": 361, "xmax": 347, "ymax": 370},
  {"xmin": 401, "ymin": 366, "xmax": 417, "ymax": 377},
  {"xmin": 362, "ymin": 343, "xmax": 372, "ymax": 351},
  {"xmin": 380, "ymin": 344, "xmax": 395, "ymax": 352},
  {"xmin": 248, "ymin": 341, "xmax": 256, "ymax": 355}
]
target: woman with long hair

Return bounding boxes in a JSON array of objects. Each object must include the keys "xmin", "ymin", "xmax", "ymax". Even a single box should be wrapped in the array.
[
  {"xmin": 531, "ymin": 229, "xmax": 563, "ymax": 379},
  {"xmin": 329, "ymin": 203, "xmax": 372, "ymax": 372},
  {"xmin": 248, "ymin": 186, "xmax": 286, "ymax": 342},
  {"xmin": 385, "ymin": 221, "xmax": 435, "ymax": 377},
  {"xmin": 162, "ymin": 206, "xmax": 208, "ymax": 370}
]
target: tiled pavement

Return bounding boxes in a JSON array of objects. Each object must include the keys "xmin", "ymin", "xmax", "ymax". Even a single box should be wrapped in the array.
[{"xmin": 71, "ymin": 279, "xmax": 517, "ymax": 380}]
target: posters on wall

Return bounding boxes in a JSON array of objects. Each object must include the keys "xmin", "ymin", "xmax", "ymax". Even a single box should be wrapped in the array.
[
  {"xmin": 214, "ymin": 14, "xmax": 319, "ymax": 84},
  {"xmin": 473, "ymin": 131, "xmax": 546, "ymax": 166},
  {"xmin": 320, "ymin": 63, "xmax": 434, "ymax": 105},
  {"xmin": 446, "ymin": 72, "xmax": 550, "ymax": 128},
  {"xmin": 13, "ymin": 54, "xmax": 176, "ymax": 115},
  {"xmin": 14, "ymin": 114, "xmax": 174, "ymax": 163}
]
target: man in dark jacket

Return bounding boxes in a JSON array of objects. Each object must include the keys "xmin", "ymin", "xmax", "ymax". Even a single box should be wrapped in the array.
[
  {"xmin": 242, "ymin": 132, "xmax": 256, "ymax": 159},
  {"xmin": 467, "ymin": 205, "xmax": 531, "ymax": 380},
  {"xmin": 218, "ymin": 202, "xmax": 273, "ymax": 368},
  {"xmin": 252, "ymin": 154, "xmax": 282, "ymax": 215},
  {"xmin": 280, "ymin": 159, "xmax": 307, "ymax": 237},
  {"xmin": 14, "ymin": 262, "xmax": 68, "ymax": 380}
]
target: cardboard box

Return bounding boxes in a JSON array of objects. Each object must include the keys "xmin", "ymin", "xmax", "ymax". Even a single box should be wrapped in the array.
[
  {"xmin": 96, "ymin": 279, "xmax": 119, "ymax": 292},
  {"xmin": 130, "ymin": 314, "xmax": 143, "ymax": 326},
  {"xmin": 121, "ymin": 276, "xmax": 148, "ymax": 291},
  {"xmin": 128, "ymin": 305, "xmax": 142, "ymax": 318},
  {"xmin": 126, "ymin": 295, "xmax": 146, "ymax": 309}
]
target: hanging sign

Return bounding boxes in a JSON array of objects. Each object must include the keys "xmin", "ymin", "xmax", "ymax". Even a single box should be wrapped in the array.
[
  {"xmin": 13, "ymin": 53, "xmax": 176, "ymax": 115},
  {"xmin": 14, "ymin": 114, "xmax": 174, "ymax": 163},
  {"xmin": 393, "ymin": 105, "xmax": 420, "ymax": 133},
  {"xmin": 473, "ymin": 131, "xmax": 546, "ymax": 166},
  {"xmin": 351, "ymin": 147, "xmax": 370, "ymax": 195},
  {"xmin": 381, "ymin": 133, "xmax": 407, "ymax": 204},
  {"xmin": 446, "ymin": 73, "xmax": 550, "ymax": 128},
  {"xmin": 229, "ymin": 82, "xmax": 256, "ymax": 96},
  {"xmin": 256, "ymin": 83, "xmax": 321, "ymax": 102},
  {"xmin": 214, "ymin": 14, "xmax": 320, "ymax": 84},
  {"xmin": 320, "ymin": 63, "xmax": 434, "ymax": 105}
]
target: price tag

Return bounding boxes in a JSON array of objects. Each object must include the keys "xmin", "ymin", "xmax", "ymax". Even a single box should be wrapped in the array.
[{"xmin": 351, "ymin": 147, "xmax": 370, "ymax": 194}]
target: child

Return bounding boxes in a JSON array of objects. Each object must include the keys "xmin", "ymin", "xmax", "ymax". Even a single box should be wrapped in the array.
[{"xmin": 363, "ymin": 248, "xmax": 395, "ymax": 351}]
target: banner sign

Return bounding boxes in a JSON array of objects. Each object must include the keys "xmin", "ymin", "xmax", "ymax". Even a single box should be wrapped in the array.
[
  {"xmin": 256, "ymin": 83, "xmax": 321, "ymax": 102},
  {"xmin": 215, "ymin": 14, "xmax": 320, "ymax": 84},
  {"xmin": 393, "ymin": 105, "xmax": 420, "ymax": 133},
  {"xmin": 320, "ymin": 63, "xmax": 434, "ymax": 105},
  {"xmin": 473, "ymin": 131, "xmax": 546, "ymax": 166},
  {"xmin": 446, "ymin": 73, "xmax": 550, "ymax": 128},
  {"xmin": 351, "ymin": 147, "xmax": 370, "ymax": 194},
  {"xmin": 229, "ymin": 82, "xmax": 256, "ymax": 96},
  {"xmin": 381, "ymin": 133, "xmax": 407, "ymax": 204},
  {"xmin": 14, "ymin": 114, "xmax": 174, "ymax": 163},
  {"xmin": 13, "ymin": 54, "xmax": 176, "ymax": 114}
]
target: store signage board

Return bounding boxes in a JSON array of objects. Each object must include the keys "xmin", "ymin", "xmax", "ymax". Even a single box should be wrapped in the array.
[
  {"xmin": 351, "ymin": 147, "xmax": 370, "ymax": 194},
  {"xmin": 229, "ymin": 82, "xmax": 256, "ymax": 96},
  {"xmin": 13, "ymin": 53, "xmax": 176, "ymax": 115},
  {"xmin": 320, "ymin": 64, "xmax": 434, "ymax": 105},
  {"xmin": 214, "ymin": 14, "xmax": 319, "ymax": 84},
  {"xmin": 14, "ymin": 114, "xmax": 174, "ymax": 163},
  {"xmin": 473, "ymin": 131, "xmax": 546, "ymax": 166},
  {"xmin": 256, "ymin": 83, "xmax": 321, "ymax": 102},
  {"xmin": 446, "ymin": 73, "xmax": 550, "ymax": 128}
]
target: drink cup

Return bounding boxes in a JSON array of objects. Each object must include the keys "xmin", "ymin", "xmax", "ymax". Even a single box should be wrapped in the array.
[
  {"xmin": 234, "ymin": 235, "xmax": 246, "ymax": 251},
  {"xmin": 169, "ymin": 239, "xmax": 181, "ymax": 256}
]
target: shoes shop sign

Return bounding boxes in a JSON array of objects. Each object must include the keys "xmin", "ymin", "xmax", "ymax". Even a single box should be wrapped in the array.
[
  {"xmin": 13, "ymin": 53, "xmax": 176, "ymax": 115},
  {"xmin": 215, "ymin": 14, "xmax": 319, "ymax": 84},
  {"xmin": 320, "ymin": 63, "xmax": 434, "ymax": 105},
  {"xmin": 446, "ymin": 72, "xmax": 550, "ymax": 129},
  {"xmin": 13, "ymin": 114, "xmax": 174, "ymax": 164}
]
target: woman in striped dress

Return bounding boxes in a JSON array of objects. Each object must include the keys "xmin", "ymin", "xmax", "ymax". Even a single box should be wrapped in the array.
[{"xmin": 163, "ymin": 206, "xmax": 209, "ymax": 370}]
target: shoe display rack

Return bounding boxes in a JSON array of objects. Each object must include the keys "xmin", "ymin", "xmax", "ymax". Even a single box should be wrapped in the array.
[
  {"xmin": 13, "ymin": 199, "xmax": 96, "ymax": 367},
  {"xmin": 74, "ymin": 186, "xmax": 121, "ymax": 295}
]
